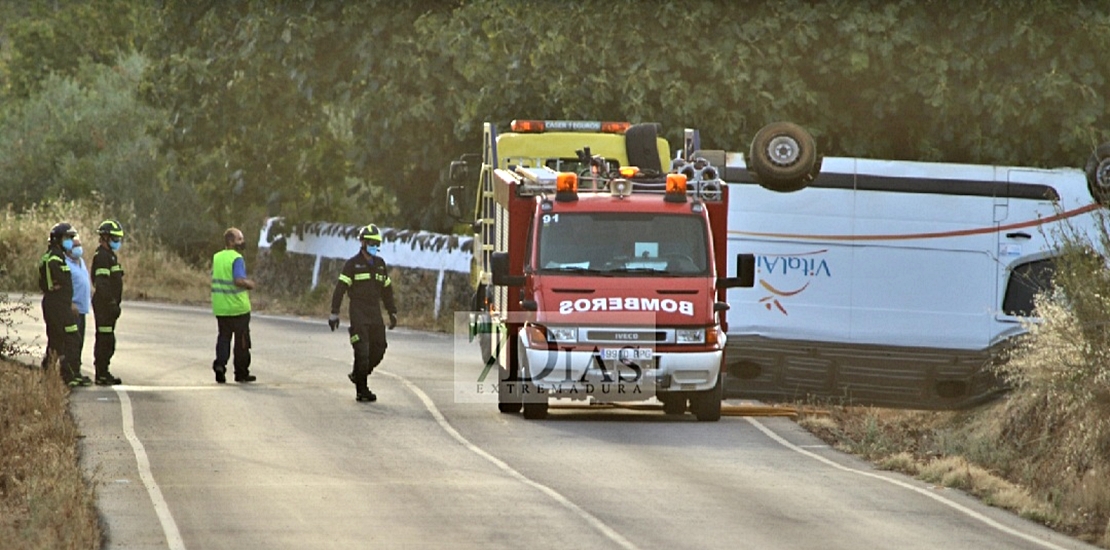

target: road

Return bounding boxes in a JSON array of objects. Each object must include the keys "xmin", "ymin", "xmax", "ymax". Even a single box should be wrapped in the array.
[{"xmin": 11, "ymin": 301, "xmax": 1097, "ymax": 550}]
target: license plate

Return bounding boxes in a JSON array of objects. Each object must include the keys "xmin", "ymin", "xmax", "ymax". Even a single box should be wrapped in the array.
[{"xmin": 601, "ymin": 348, "xmax": 653, "ymax": 361}]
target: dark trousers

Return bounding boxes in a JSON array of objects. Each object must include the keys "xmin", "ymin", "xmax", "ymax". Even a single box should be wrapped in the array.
[
  {"xmin": 42, "ymin": 302, "xmax": 80, "ymax": 382},
  {"xmin": 214, "ymin": 313, "xmax": 251, "ymax": 376},
  {"xmin": 93, "ymin": 306, "xmax": 118, "ymax": 376},
  {"xmin": 349, "ymin": 323, "xmax": 387, "ymax": 390}
]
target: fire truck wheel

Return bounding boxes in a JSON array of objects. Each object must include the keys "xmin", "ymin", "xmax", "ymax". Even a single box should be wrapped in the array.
[
  {"xmin": 1085, "ymin": 142, "xmax": 1110, "ymax": 205},
  {"xmin": 690, "ymin": 377, "xmax": 723, "ymax": 422},
  {"xmin": 661, "ymin": 394, "xmax": 688, "ymax": 415},
  {"xmin": 498, "ymin": 366, "xmax": 522, "ymax": 414},
  {"xmin": 522, "ymin": 400, "xmax": 548, "ymax": 420},
  {"xmin": 748, "ymin": 121, "xmax": 819, "ymax": 193}
]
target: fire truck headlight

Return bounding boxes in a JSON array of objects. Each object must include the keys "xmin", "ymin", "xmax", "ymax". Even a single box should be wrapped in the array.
[
  {"xmin": 548, "ymin": 327, "xmax": 577, "ymax": 343},
  {"xmin": 676, "ymin": 328, "xmax": 705, "ymax": 344}
]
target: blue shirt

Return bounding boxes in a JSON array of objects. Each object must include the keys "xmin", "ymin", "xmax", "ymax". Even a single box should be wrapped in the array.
[
  {"xmin": 232, "ymin": 257, "xmax": 247, "ymax": 280},
  {"xmin": 65, "ymin": 254, "xmax": 92, "ymax": 315}
]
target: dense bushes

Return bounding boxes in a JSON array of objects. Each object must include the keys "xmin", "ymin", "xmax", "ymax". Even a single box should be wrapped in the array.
[{"xmin": 4, "ymin": 1, "xmax": 1108, "ymax": 264}]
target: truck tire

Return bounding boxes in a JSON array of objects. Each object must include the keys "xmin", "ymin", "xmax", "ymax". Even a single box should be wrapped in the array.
[
  {"xmin": 498, "ymin": 366, "xmax": 522, "ymax": 414},
  {"xmin": 660, "ymin": 394, "xmax": 687, "ymax": 415},
  {"xmin": 473, "ymin": 286, "xmax": 493, "ymax": 365},
  {"xmin": 689, "ymin": 376, "xmax": 723, "ymax": 422},
  {"xmin": 519, "ymin": 352, "xmax": 548, "ymax": 419},
  {"xmin": 748, "ymin": 121, "xmax": 820, "ymax": 193},
  {"xmin": 1085, "ymin": 142, "xmax": 1110, "ymax": 205},
  {"xmin": 522, "ymin": 400, "xmax": 548, "ymax": 420}
]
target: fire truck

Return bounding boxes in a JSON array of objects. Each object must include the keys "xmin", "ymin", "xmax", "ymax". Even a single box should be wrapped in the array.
[{"xmin": 447, "ymin": 119, "xmax": 819, "ymax": 420}]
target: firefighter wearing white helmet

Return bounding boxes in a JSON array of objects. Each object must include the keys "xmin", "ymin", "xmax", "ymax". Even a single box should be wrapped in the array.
[{"xmin": 328, "ymin": 223, "xmax": 398, "ymax": 402}]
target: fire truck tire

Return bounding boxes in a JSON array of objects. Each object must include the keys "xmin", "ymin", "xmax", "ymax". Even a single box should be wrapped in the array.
[
  {"xmin": 1085, "ymin": 142, "xmax": 1110, "ymax": 205},
  {"xmin": 690, "ymin": 377, "xmax": 723, "ymax": 422},
  {"xmin": 661, "ymin": 394, "xmax": 687, "ymax": 415},
  {"xmin": 748, "ymin": 121, "xmax": 819, "ymax": 193},
  {"xmin": 522, "ymin": 400, "xmax": 548, "ymax": 420},
  {"xmin": 625, "ymin": 123, "xmax": 663, "ymax": 174},
  {"xmin": 518, "ymin": 353, "xmax": 548, "ymax": 419},
  {"xmin": 498, "ymin": 366, "xmax": 522, "ymax": 414}
]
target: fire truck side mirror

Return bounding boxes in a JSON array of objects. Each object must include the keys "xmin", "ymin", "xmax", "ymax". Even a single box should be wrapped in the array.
[
  {"xmin": 446, "ymin": 186, "xmax": 466, "ymax": 221},
  {"xmin": 491, "ymin": 252, "xmax": 525, "ymax": 287},
  {"xmin": 449, "ymin": 160, "xmax": 470, "ymax": 185},
  {"xmin": 717, "ymin": 253, "xmax": 756, "ymax": 289}
]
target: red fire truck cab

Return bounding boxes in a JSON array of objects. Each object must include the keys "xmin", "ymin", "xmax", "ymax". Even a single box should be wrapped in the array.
[{"xmin": 447, "ymin": 120, "xmax": 819, "ymax": 421}]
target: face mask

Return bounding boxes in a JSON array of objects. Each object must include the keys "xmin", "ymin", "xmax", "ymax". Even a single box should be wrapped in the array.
[
  {"xmin": 110, "ymin": 240, "xmax": 122, "ymax": 251},
  {"xmin": 61, "ymin": 238, "xmax": 74, "ymax": 251},
  {"xmin": 365, "ymin": 245, "xmax": 380, "ymax": 256},
  {"xmin": 70, "ymin": 246, "xmax": 83, "ymax": 259}
]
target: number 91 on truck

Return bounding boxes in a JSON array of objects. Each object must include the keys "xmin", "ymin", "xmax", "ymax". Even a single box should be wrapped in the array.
[{"xmin": 446, "ymin": 119, "xmax": 820, "ymax": 421}]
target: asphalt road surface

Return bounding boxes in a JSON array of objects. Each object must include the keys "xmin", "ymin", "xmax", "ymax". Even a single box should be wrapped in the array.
[{"xmin": 10, "ymin": 300, "xmax": 1099, "ymax": 550}]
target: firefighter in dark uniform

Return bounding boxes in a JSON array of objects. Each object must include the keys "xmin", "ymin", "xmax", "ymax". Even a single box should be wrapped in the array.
[
  {"xmin": 91, "ymin": 219, "xmax": 125, "ymax": 385},
  {"xmin": 328, "ymin": 224, "xmax": 397, "ymax": 402},
  {"xmin": 39, "ymin": 222, "xmax": 88, "ymax": 386}
]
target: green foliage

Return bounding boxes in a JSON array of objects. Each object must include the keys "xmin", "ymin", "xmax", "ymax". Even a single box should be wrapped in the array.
[
  {"xmin": 2, "ymin": 0, "xmax": 1110, "ymax": 244},
  {"xmin": 1, "ymin": 0, "xmax": 155, "ymax": 98},
  {"xmin": 0, "ymin": 52, "xmax": 216, "ymax": 258}
]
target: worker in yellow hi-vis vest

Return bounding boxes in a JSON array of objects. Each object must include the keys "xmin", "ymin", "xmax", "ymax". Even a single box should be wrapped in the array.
[{"xmin": 211, "ymin": 227, "xmax": 256, "ymax": 384}]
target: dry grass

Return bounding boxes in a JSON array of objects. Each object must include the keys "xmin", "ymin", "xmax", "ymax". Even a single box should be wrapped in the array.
[
  {"xmin": 0, "ymin": 359, "xmax": 101, "ymax": 550},
  {"xmin": 805, "ymin": 399, "xmax": 1108, "ymax": 545}
]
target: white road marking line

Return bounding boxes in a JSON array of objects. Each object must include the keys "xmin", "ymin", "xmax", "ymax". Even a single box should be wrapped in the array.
[
  {"xmin": 379, "ymin": 370, "xmax": 642, "ymax": 550},
  {"xmin": 115, "ymin": 387, "xmax": 187, "ymax": 550},
  {"xmin": 745, "ymin": 418, "xmax": 1072, "ymax": 550}
]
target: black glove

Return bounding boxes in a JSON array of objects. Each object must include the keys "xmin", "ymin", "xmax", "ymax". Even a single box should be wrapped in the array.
[
  {"xmin": 388, "ymin": 312, "xmax": 397, "ymax": 330},
  {"xmin": 328, "ymin": 314, "xmax": 340, "ymax": 331}
]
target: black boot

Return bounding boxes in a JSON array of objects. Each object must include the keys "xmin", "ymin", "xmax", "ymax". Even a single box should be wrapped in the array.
[{"xmin": 356, "ymin": 388, "xmax": 377, "ymax": 402}]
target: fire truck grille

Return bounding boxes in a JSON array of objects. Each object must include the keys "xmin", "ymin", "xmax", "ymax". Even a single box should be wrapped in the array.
[{"xmin": 582, "ymin": 329, "xmax": 670, "ymax": 344}]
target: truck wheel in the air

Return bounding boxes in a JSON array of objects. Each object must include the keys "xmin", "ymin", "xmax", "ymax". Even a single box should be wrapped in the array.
[
  {"xmin": 660, "ymin": 394, "xmax": 687, "ymax": 415},
  {"xmin": 748, "ymin": 121, "xmax": 819, "ymax": 193},
  {"xmin": 1085, "ymin": 142, "xmax": 1110, "ymax": 205},
  {"xmin": 689, "ymin": 376, "xmax": 723, "ymax": 422}
]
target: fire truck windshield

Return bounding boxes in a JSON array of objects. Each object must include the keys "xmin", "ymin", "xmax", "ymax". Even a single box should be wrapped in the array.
[{"xmin": 537, "ymin": 212, "xmax": 709, "ymax": 275}]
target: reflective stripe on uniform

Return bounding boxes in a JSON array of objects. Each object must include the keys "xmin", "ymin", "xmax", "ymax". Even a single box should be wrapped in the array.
[
  {"xmin": 65, "ymin": 324, "xmax": 78, "ymax": 333},
  {"xmin": 354, "ymin": 273, "xmax": 372, "ymax": 281},
  {"xmin": 350, "ymin": 334, "xmax": 360, "ymax": 344},
  {"xmin": 97, "ymin": 326, "xmax": 114, "ymax": 333},
  {"xmin": 338, "ymin": 274, "xmax": 352, "ymax": 286},
  {"xmin": 95, "ymin": 268, "xmax": 112, "ymax": 276},
  {"xmin": 211, "ymin": 277, "xmax": 246, "ymax": 295}
]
